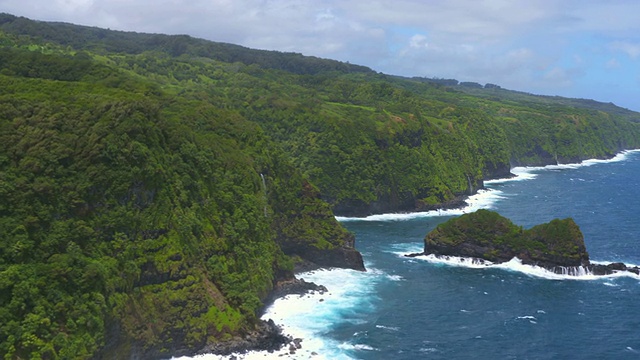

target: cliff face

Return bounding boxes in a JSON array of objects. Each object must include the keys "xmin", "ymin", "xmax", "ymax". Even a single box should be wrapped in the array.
[
  {"xmin": 0, "ymin": 69, "xmax": 363, "ymax": 359},
  {"xmin": 424, "ymin": 210, "xmax": 590, "ymax": 268}
]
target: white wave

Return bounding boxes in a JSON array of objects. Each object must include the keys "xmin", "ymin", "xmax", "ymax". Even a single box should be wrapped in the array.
[
  {"xmin": 582, "ymin": 149, "xmax": 640, "ymax": 165},
  {"xmin": 375, "ymin": 324, "xmax": 400, "ymax": 331},
  {"xmin": 338, "ymin": 149, "xmax": 640, "ymax": 222},
  {"xmin": 389, "ymin": 242, "xmax": 424, "ymax": 255},
  {"xmin": 174, "ymin": 266, "xmax": 383, "ymax": 360},
  {"xmin": 338, "ymin": 343, "xmax": 378, "ymax": 351},
  {"xmin": 386, "ymin": 274, "xmax": 404, "ymax": 281},
  {"xmin": 484, "ymin": 167, "xmax": 539, "ymax": 184},
  {"xmin": 516, "ymin": 315, "xmax": 537, "ymax": 321},
  {"xmin": 337, "ymin": 189, "xmax": 504, "ymax": 222},
  {"xmin": 410, "ymin": 254, "xmax": 495, "ymax": 268},
  {"xmin": 486, "ymin": 149, "xmax": 640, "ymax": 186},
  {"xmin": 412, "ymin": 255, "xmax": 640, "ymax": 281}
]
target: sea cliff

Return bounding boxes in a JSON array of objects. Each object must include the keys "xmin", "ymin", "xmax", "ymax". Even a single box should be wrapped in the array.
[
  {"xmin": 408, "ymin": 209, "xmax": 639, "ymax": 276},
  {"xmin": 2, "ymin": 12, "xmax": 640, "ymax": 359}
]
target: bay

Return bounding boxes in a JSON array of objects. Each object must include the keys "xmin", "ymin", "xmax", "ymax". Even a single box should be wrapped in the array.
[{"xmin": 179, "ymin": 150, "xmax": 640, "ymax": 359}]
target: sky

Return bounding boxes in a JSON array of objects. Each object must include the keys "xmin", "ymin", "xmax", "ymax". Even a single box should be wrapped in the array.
[{"xmin": 2, "ymin": 0, "xmax": 640, "ymax": 111}]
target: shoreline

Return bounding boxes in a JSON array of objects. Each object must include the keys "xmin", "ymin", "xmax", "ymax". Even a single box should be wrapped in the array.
[
  {"xmin": 176, "ymin": 149, "xmax": 640, "ymax": 359},
  {"xmin": 336, "ymin": 149, "xmax": 640, "ymax": 222},
  {"xmin": 172, "ymin": 268, "xmax": 368, "ymax": 360}
]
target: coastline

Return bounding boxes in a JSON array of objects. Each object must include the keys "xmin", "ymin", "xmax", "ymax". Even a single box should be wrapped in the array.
[
  {"xmin": 173, "ymin": 266, "xmax": 377, "ymax": 360},
  {"xmin": 337, "ymin": 149, "xmax": 640, "ymax": 222},
  {"xmin": 175, "ymin": 149, "xmax": 640, "ymax": 360}
]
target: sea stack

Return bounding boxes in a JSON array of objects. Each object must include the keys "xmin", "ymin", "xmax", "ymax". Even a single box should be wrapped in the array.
[
  {"xmin": 409, "ymin": 209, "xmax": 640, "ymax": 276},
  {"xmin": 422, "ymin": 209, "xmax": 589, "ymax": 268}
]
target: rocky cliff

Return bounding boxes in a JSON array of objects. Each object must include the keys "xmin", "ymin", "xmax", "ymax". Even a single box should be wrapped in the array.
[
  {"xmin": 413, "ymin": 210, "xmax": 639, "ymax": 276},
  {"xmin": 423, "ymin": 209, "xmax": 589, "ymax": 268}
]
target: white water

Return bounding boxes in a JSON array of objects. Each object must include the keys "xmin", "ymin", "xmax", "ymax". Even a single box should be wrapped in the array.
[
  {"xmin": 406, "ymin": 255, "xmax": 640, "ymax": 281},
  {"xmin": 174, "ymin": 267, "xmax": 380, "ymax": 360},
  {"xmin": 486, "ymin": 149, "xmax": 640, "ymax": 185},
  {"xmin": 336, "ymin": 188, "xmax": 505, "ymax": 222},
  {"xmin": 337, "ymin": 150, "xmax": 640, "ymax": 223}
]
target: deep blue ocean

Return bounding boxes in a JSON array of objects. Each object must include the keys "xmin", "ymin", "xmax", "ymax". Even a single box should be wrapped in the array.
[
  {"xmin": 334, "ymin": 150, "xmax": 640, "ymax": 359},
  {"xmin": 179, "ymin": 150, "xmax": 640, "ymax": 360}
]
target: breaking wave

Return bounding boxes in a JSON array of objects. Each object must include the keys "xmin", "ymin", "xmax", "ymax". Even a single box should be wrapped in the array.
[{"xmin": 407, "ymin": 255, "xmax": 640, "ymax": 281}]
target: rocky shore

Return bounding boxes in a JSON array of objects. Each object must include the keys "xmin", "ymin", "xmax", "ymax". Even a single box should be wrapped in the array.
[
  {"xmin": 406, "ymin": 209, "xmax": 640, "ymax": 277},
  {"xmin": 191, "ymin": 277, "xmax": 329, "ymax": 358}
]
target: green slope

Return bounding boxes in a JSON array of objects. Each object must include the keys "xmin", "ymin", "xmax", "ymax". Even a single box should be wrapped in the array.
[
  {"xmin": 1, "ymin": 12, "xmax": 640, "ymax": 358},
  {"xmin": 0, "ymin": 29, "xmax": 362, "ymax": 359}
]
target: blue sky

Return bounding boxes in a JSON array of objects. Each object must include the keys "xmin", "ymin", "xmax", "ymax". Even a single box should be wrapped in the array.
[{"xmin": 2, "ymin": 0, "xmax": 640, "ymax": 111}]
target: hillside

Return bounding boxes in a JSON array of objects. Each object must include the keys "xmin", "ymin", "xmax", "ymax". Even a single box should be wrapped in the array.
[
  {"xmin": 0, "ymin": 15, "xmax": 364, "ymax": 359},
  {"xmin": 3, "ymin": 14, "xmax": 640, "ymax": 217},
  {"xmin": 1, "ymin": 13, "xmax": 640, "ymax": 359}
]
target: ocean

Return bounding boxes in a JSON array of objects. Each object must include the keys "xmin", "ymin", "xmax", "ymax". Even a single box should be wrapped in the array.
[{"xmin": 177, "ymin": 149, "xmax": 640, "ymax": 360}]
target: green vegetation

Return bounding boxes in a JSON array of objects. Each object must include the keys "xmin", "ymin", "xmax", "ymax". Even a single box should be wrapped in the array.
[
  {"xmin": 0, "ymin": 17, "xmax": 359, "ymax": 358},
  {"xmin": 1, "ymin": 12, "xmax": 639, "ymax": 358},
  {"xmin": 425, "ymin": 209, "xmax": 588, "ymax": 266}
]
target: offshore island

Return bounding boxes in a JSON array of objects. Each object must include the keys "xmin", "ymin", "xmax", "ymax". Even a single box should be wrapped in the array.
[{"xmin": 406, "ymin": 209, "xmax": 640, "ymax": 276}]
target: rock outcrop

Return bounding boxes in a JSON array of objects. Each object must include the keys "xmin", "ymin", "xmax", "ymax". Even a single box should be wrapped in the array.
[{"xmin": 410, "ymin": 209, "xmax": 639, "ymax": 276}]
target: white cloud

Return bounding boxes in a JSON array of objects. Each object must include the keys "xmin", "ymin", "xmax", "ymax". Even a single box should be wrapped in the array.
[
  {"xmin": 409, "ymin": 34, "xmax": 428, "ymax": 49},
  {"xmin": 606, "ymin": 58, "xmax": 621, "ymax": 69},
  {"xmin": 506, "ymin": 48, "xmax": 535, "ymax": 63},
  {"xmin": 610, "ymin": 41, "xmax": 640, "ymax": 59}
]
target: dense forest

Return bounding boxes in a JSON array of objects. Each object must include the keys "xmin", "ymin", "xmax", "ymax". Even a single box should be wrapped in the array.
[{"xmin": 1, "ymin": 13, "xmax": 640, "ymax": 359}]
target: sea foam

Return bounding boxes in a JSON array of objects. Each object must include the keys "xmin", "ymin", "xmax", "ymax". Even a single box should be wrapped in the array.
[
  {"xmin": 337, "ymin": 150, "xmax": 640, "ymax": 222},
  {"xmin": 336, "ymin": 189, "xmax": 505, "ymax": 222},
  {"xmin": 408, "ymin": 255, "xmax": 640, "ymax": 281},
  {"xmin": 173, "ymin": 265, "xmax": 386, "ymax": 360},
  {"xmin": 487, "ymin": 149, "xmax": 640, "ymax": 184}
]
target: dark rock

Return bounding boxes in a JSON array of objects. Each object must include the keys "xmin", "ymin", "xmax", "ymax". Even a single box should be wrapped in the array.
[
  {"xmin": 332, "ymin": 192, "xmax": 473, "ymax": 218},
  {"xmin": 289, "ymin": 246, "xmax": 365, "ymax": 272},
  {"xmin": 608, "ymin": 262, "xmax": 627, "ymax": 271},
  {"xmin": 418, "ymin": 209, "xmax": 640, "ymax": 277},
  {"xmin": 404, "ymin": 252, "xmax": 423, "ymax": 258},
  {"xmin": 262, "ymin": 277, "xmax": 328, "ymax": 309},
  {"xmin": 590, "ymin": 262, "xmax": 640, "ymax": 275},
  {"xmin": 423, "ymin": 209, "xmax": 589, "ymax": 268},
  {"xmin": 197, "ymin": 319, "xmax": 290, "ymax": 357}
]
